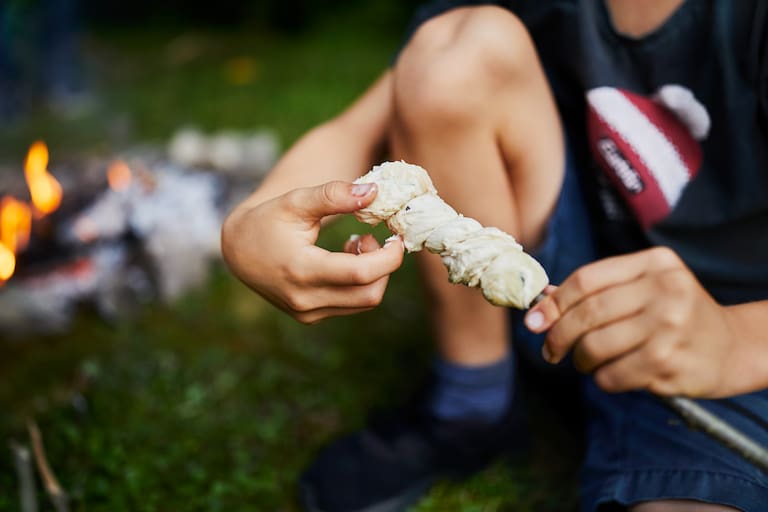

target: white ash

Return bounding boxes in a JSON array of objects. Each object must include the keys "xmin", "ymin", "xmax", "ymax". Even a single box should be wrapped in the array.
[
  {"xmin": 0, "ymin": 244, "xmax": 152, "ymax": 335},
  {"xmin": 167, "ymin": 127, "xmax": 207, "ymax": 168},
  {"xmin": 168, "ymin": 126, "xmax": 280, "ymax": 178},
  {"xmin": 60, "ymin": 162, "xmax": 224, "ymax": 301},
  {"xmin": 209, "ymin": 131, "xmax": 245, "ymax": 171}
]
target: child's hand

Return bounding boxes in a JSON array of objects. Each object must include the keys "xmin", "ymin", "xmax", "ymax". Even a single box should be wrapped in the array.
[
  {"xmin": 221, "ymin": 181, "xmax": 404, "ymax": 324},
  {"xmin": 524, "ymin": 247, "xmax": 743, "ymax": 398}
]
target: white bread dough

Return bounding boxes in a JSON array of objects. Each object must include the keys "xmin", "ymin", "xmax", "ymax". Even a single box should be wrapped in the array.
[
  {"xmin": 353, "ymin": 161, "xmax": 549, "ymax": 309},
  {"xmin": 354, "ymin": 161, "xmax": 436, "ymax": 225},
  {"xmin": 386, "ymin": 194, "xmax": 458, "ymax": 252}
]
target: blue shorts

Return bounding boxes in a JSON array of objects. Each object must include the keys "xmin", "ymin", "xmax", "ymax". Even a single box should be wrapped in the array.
[{"xmin": 510, "ymin": 145, "xmax": 768, "ymax": 511}]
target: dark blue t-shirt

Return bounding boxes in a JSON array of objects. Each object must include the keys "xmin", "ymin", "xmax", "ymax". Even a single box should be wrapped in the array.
[{"xmin": 402, "ymin": 0, "xmax": 768, "ymax": 304}]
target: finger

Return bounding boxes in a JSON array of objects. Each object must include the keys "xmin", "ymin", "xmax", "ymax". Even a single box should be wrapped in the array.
[
  {"xmin": 303, "ymin": 236, "xmax": 404, "ymax": 286},
  {"xmin": 525, "ymin": 293, "xmax": 559, "ymax": 332},
  {"xmin": 286, "ymin": 276, "xmax": 391, "ymax": 312},
  {"xmin": 544, "ymin": 277, "xmax": 653, "ymax": 364},
  {"xmin": 571, "ymin": 312, "xmax": 652, "ymax": 373},
  {"xmin": 527, "ymin": 247, "xmax": 681, "ymax": 332},
  {"xmin": 293, "ymin": 275, "xmax": 392, "ymax": 322},
  {"xmin": 592, "ymin": 334, "xmax": 677, "ymax": 394},
  {"xmin": 358, "ymin": 233, "xmax": 382, "ymax": 253},
  {"xmin": 286, "ymin": 181, "xmax": 378, "ymax": 222},
  {"xmin": 343, "ymin": 234, "xmax": 381, "ymax": 255},
  {"xmin": 343, "ymin": 234, "xmax": 362, "ymax": 254},
  {"xmin": 295, "ymin": 305, "xmax": 377, "ymax": 325},
  {"xmin": 524, "ymin": 285, "xmax": 558, "ymax": 331}
]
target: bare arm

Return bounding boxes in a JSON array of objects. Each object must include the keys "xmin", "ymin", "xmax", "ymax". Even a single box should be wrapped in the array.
[
  {"xmin": 721, "ymin": 301, "xmax": 768, "ymax": 395},
  {"xmin": 238, "ymin": 71, "xmax": 394, "ymax": 210}
]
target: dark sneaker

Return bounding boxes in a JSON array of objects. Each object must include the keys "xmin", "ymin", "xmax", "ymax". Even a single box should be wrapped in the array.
[{"xmin": 298, "ymin": 385, "xmax": 527, "ymax": 512}]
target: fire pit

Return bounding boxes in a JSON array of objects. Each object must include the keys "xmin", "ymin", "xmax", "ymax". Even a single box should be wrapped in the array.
[{"xmin": 0, "ymin": 140, "xmax": 254, "ymax": 336}]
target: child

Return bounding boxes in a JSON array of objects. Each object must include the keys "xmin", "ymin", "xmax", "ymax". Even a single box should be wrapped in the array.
[{"xmin": 222, "ymin": 1, "xmax": 768, "ymax": 510}]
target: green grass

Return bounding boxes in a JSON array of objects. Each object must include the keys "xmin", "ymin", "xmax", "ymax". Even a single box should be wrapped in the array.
[{"xmin": 0, "ymin": 5, "xmax": 579, "ymax": 510}]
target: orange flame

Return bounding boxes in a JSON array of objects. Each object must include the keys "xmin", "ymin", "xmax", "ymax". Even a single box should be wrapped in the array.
[
  {"xmin": 107, "ymin": 160, "xmax": 132, "ymax": 191},
  {"xmin": 24, "ymin": 141, "xmax": 62, "ymax": 216},
  {"xmin": 0, "ymin": 197, "xmax": 32, "ymax": 284},
  {"xmin": 0, "ymin": 141, "xmax": 60, "ymax": 286},
  {"xmin": 0, "ymin": 196, "xmax": 32, "ymax": 254},
  {"xmin": 0, "ymin": 242, "xmax": 14, "ymax": 282}
]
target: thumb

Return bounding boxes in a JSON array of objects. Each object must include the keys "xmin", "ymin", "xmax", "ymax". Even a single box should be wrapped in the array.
[
  {"xmin": 288, "ymin": 181, "xmax": 377, "ymax": 221},
  {"xmin": 524, "ymin": 287, "xmax": 561, "ymax": 334}
]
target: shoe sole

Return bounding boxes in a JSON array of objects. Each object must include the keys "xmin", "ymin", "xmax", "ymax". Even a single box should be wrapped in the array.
[{"xmin": 299, "ymin": 476, "xmax": 436, "ymax": 512}]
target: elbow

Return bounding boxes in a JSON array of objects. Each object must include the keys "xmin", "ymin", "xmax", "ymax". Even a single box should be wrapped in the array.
[{"xmin": 220, "ymin": 206, "xmax": 243, "ymax": 276}]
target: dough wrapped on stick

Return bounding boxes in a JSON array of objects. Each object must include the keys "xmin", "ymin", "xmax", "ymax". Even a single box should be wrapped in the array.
[
  {"xmin": 353, "ymin": 161, "xmax": 436, "ymax": 225},
  {"xmin": 354, "ymin": 160, "xmax": 549, "ymax": 309},
  {"xmin": 387, "ymin": 194, "xmax": 457, "ymax": 252}
]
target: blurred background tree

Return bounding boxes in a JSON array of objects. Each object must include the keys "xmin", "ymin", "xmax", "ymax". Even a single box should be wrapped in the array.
[{"xmin": 0, "ymin": 0, "xmax": 422, "ymax": 158}]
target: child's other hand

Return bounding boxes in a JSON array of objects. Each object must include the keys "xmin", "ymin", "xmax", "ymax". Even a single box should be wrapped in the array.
[
  {"xmin": 221, "ymin": 181, "xmax": 404, "ymax": 324},
  {"xmin": 524, "ymin": 247, "xmax": 742, "ymax": 398}
]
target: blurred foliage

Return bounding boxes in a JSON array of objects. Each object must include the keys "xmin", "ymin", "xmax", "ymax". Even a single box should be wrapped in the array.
[
  {"xmin": 0, "ymin": 1, "xmax": 413, "ymax": 160},
  {"xmin": 0, "ymin": 2, "xmax": 580, "ymax": 510},
  {"xmin": 81, "ymin": 0, "xmax": 423, "ymax": 32}
]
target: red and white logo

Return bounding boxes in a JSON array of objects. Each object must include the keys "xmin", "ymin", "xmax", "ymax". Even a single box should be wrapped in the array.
[{"xmin": 586, "ymin": 85, "xmax": 710, "ymax": 229}]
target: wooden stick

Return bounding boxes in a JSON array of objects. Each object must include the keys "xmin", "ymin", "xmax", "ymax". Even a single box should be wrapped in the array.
[
  {"xmin": 528, "ymin": 293, "xmax": 768, "ymax": 473},
  {"xmin": 662, "ymin": 396, "xmax": 768, "ymax": 473},
  {"xmin": 26, "ymin": 419, "xmax": 69, "ymax": 512},
  {"xmin": 9, "ymin": 441, "xmax": 39, "ymax": 512}
]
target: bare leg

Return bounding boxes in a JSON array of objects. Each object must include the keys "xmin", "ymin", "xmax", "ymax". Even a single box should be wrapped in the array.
[
  {"xmin": 631, "ymin": 500, "xmax": 741, "ymax": 512},
  {"xmin": 390, "ymin": 6, "xmax": 564, "ymax": 364}
]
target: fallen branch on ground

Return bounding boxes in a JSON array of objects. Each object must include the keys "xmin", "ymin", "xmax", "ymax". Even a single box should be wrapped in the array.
[
  {"xmin": 27, "ymin": 419, "xmax": 69, "ymax": 512},
  {"xmin": 10, "ymin": 441, "xmax": 39, "ymax": 512}
]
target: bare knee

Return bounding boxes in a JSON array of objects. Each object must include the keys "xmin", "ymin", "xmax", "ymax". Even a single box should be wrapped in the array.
[
  {"xmin": 630, "ymin": 500, "xmax": 741, "ymax": 512},
  {"xmin": 392, "ymin": 5, "xmax": 539, "ymax": 127}
]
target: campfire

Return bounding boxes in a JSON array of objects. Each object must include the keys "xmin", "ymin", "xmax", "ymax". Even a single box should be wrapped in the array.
[
  {"xmin": 0, "ymin": 139, "xmax": 255, "ymax": 336},
  {"xmin": 0, "ymin": 197, "xmax": 31, "ymax": 282},
  {"xmin": 0, "ymin": 142, "xmax": 59, "ymax": 285}
]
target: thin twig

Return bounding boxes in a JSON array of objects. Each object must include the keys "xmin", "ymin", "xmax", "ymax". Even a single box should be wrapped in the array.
[
  {"xmin": 26, "ymin": 419, "xmax": 69, "ymax": 512},
  {"xmin": 662, "ymin": 396, "xmax": 768, "ymax": 473},
  {"xmin": 9, "ymin": 441, "xmax": 38, "ymax": 512}
]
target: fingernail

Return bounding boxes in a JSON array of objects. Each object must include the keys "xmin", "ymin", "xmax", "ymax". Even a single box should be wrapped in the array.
[
  {"xmin": 541, "ymin": 344, "xmax": 553, "ymax": 363},
  {"xmin": 351, "ymin": 183, "xmax": 374, "ymax": 197},
  {"xmin": 384, "ymin": 235, "xmax": 404, "ymax": 251},
  {"xmin": 347, "ymin": 234, "xmax": 362, "ymax": 254},
  {"xmin": 525, "ymin": 310, "xmax": 544, "ymax": 331}
]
